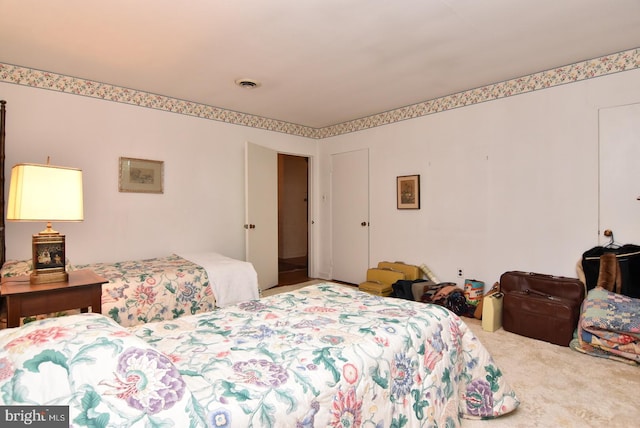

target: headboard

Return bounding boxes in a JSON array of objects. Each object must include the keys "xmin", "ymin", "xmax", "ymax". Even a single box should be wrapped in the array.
[{"xmin": 0, "ymin": 100, "xmax": 6, "ymax": 265}]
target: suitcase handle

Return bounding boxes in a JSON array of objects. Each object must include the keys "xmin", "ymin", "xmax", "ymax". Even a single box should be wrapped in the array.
[
  {"xmin": 523, "ymin": 288, "xmax": 564, "ymax": 302},
  {"xmin": 524, "ymin": 271, "xmax": 565, "ymax": 280}
]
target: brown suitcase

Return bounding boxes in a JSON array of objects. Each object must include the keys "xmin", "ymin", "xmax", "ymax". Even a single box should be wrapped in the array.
[
  {"xmin": 377, "ymin": 261, "xmax": 421, "ymax": 281},
  {"xmin": 500, "ymin": 271, "xmax": 585, "ymax": 346}
]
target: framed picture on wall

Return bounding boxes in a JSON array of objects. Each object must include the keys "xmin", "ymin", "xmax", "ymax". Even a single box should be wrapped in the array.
[
  {"xmin": 119, "ymin": 157, "xmax": 164, "ymax": 193},
  {"xmin": 397, "ymin": 174, "xmax": 420, "ymax": 209}
]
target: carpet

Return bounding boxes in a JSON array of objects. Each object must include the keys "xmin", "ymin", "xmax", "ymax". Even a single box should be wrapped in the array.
[{"xmin": 262, "ymin": 281, "xmax": 639, "ymax": 427}]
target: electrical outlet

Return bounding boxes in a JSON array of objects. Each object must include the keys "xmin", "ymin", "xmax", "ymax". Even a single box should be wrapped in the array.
[{"xmin": 457, "ymin": 269, "xmax": 463, "ymax": 278}]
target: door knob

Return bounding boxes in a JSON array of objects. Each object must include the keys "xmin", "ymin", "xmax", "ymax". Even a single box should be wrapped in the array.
[
  {"xmin": 244, "ymin": 224, "xmax": 256, "ymax": 229},
  {"xmin": 361, "ymin": 221, "xmax": 368, "ymax": 226}
]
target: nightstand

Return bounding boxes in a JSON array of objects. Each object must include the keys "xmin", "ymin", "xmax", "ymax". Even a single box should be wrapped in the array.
[{"xmin": 1, "ymin": 269, "xmax": 108, "ymax": 328}]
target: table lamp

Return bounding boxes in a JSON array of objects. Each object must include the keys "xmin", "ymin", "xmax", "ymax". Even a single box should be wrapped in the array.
[{"xmin": 6, "ymin": 161, "xmax": 84, "ymax": 284}]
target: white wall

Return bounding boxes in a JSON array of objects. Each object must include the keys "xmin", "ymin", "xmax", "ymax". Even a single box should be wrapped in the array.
[
  {"xmin": 318, "ymin": 68, "xmax": 640, "ymax": 286},
  {"xmin": 3, "ymin": 67, "xmax": 640, "ymax": 286},
  {"xmin": 1, "ymin": 83, "xmax": 317, "ymax": 264}
]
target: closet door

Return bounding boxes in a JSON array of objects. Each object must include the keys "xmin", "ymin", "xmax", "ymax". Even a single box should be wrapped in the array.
[
  {"xmin": 331, "ymin": 149, "xmax": 369, "ymax": 284},
  {"xmin": 599, "ymin": 103, "xmax": 640, "ymax": 244}
]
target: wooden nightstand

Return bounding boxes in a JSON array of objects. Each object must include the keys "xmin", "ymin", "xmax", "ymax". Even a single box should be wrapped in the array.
[{"xmin": 1, "ymin": 269, "xmax": 108, "ymax": 328}]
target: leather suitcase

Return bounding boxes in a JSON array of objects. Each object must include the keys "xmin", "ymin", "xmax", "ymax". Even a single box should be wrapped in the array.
[
  {"xmin": 359, "ymin": 267, "xmax": 406, "ymax": 296},
  {"xmin": 377, "ymin": 261, "xmax": 421, "ymax": 281},
  {"xmin": 500, "ymin": 271, "xmax": 585, "ymax": 346}
]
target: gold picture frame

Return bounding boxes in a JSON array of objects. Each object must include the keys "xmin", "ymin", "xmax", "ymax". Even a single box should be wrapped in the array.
[
  {"xmin": 119, "ymin": 157, "xmax": 164, "ymax": 193},
  {"xmin": 397, "ymin": 174, "xmax": 420, "ymax": 209}
]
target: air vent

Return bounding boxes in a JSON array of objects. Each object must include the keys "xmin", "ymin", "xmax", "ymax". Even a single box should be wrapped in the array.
[{"xmin": 235, "ymin": 78, "xmax": 261, "ymax": 89}]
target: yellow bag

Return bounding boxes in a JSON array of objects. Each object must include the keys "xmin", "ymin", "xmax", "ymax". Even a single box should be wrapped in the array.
[{"xmin": 481, "ymin": 292, "xmax": 504, "ymax": 332}]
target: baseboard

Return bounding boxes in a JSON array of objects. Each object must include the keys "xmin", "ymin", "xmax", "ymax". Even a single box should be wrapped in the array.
[{"xmin": 317, "ymin": 271, "xmax": 331, "ymax": 280}]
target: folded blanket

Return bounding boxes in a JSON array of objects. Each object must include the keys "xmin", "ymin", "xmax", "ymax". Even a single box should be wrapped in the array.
[{"xmin": 570, "ymin": 286, "xmax": 640, "ymax": 365}]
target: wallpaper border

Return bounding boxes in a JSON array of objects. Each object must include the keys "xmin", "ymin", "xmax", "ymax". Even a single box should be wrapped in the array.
[{"xmin": 1, "ymin": 48, "xmax": 638, "ymax": 139}]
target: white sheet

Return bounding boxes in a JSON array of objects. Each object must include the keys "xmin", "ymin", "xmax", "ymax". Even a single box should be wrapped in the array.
[{"xmin": 179, "ymin": 252, "xmax": 259, "ymax": 307}]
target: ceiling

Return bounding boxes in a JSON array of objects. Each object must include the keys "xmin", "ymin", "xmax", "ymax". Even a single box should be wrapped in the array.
[{"xmin": 1, "ymin": 0, "xmax": 640, "ymax": 129}]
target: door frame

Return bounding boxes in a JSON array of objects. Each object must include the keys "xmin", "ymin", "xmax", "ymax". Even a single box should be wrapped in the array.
[
  {"xmin": 278, "ymin": 151, "xmax": 315, "ymax": 278},
  {"xmin": 245, "ymin": 142, "xmax": 316, "ymax": 284}
]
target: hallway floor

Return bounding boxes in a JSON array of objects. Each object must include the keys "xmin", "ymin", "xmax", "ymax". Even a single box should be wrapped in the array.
[{"xmin": 278, "ymin": 256, "xmax": 310, "ymax": 286}]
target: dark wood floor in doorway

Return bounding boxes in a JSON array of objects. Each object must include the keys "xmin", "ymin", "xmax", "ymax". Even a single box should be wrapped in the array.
[{"xmin": 278, "ymin": 256, "xmax": 310, "ymax": 286}]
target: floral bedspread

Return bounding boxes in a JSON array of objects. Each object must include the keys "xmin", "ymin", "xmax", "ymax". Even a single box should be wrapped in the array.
[
  {"xmin": 0, "ymin": 313, "xmax": 205, "ymax": 427},
  {"xmin": 74, "ymin": 254, "xmax": 216, "ymax": 327},
  {"xmin": 1, "ymin": 254, "xmax": 216, "ymax": 327},
  {"xmin": 133, "ymin": 283, "xmax": 519, "ymax": 427},
  {"xmin": 570, "ymin": 286, "xmax": 640, "ymax": 365}
]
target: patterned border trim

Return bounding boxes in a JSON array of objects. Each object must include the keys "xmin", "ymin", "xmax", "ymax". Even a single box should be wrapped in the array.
[
  {"xmin": 318, "ymin": 48, "xmax": 640, "ymax": 139},
  {"xmin": 1, "ymin": 48, "xmax": 638, "ymax": 139}
]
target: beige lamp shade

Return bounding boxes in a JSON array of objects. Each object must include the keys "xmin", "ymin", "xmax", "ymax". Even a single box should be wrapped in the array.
[{"xmin": 7, "ymin": 163, "xmax": 84, "ymax": 224}]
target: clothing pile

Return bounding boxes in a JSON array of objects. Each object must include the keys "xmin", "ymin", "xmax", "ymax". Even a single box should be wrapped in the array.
[{"xmin": 419, "ymin": 281, "xmax": 481, "ymax": 318}]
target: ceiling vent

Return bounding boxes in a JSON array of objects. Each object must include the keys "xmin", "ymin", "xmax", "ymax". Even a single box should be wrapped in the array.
[{"xmin": 235, "ymin": 78, "xmax": 261, "ymax": 89}]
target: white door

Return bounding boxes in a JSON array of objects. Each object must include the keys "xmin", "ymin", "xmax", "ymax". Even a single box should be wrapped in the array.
[
  {"xmin": 245, "ymin": 142, "xmax": 279, "ymax": 290},
  {"xmin": 331, "ymin": 149, "xmax": 369, "ymax": 284},
  {"xmin": 599, "ymin": 103, "xmax": 640, "ymax": 245}
]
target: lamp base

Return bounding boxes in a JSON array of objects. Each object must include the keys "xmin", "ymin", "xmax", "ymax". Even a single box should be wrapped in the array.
[
  {"xmin": 30, "ymin": 270, "xmax": 69, "ymax": 284},
  {"xmin": 31, "ymin": 232, "xmax": 68, "ymax": 285}
]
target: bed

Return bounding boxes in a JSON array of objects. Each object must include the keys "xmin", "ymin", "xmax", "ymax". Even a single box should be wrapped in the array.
[
  {"xmin": 0, "ymin": 282, "xmax": 519, "ymax": 427},
  {"xmin": 1, "ymin": 252, "xmax": 259, "ymax": 327}
]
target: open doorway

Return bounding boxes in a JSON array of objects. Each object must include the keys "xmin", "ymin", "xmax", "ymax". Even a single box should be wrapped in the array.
[{"xmin": 277, "ymin": 154, "xmax": 310, "ymax": 285}]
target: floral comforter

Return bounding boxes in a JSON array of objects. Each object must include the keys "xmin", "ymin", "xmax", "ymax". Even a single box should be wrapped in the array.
[
  {"xmin": 1, "ymin": 254, "xmax": 217, "ymax": 327},
  {"xmin": 0, "ymin": 313, "xmax": 206, "ymax": 427},
  {"xmin": 74, "ymin": 254, "xmax": 216, "ymax": 327},
  {"xmin": 134, "ymin": 283, "xmax": 519, "ymax": 427},
  {"xmin": 0, "ymin": 283, "xmax": 518, "ymax": 427}
]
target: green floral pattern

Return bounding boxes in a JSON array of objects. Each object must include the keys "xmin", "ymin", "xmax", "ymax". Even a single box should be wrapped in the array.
[
  {"xmin": 2, "ymin": 254, "xmax": 217, "ymax": 327},
  {"xmin": 134, "ymin": 283, "xmax": 519, "ymax": 427},
  {"xmin": 0, "ymin": 313, "xmax": 205, "ymax": 427},
  {"xmin": 75, "ymin": 254, "xmax": 216, "ymax": 327},
  {"xmin": 0, "ymin": 283, "xmax": 519, "ymax": 427}
]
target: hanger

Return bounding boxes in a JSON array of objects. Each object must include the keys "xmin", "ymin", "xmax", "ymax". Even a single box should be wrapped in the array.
[{"xmin": 603, "ymin": 229, "xmax": 621, "ymax": 249}]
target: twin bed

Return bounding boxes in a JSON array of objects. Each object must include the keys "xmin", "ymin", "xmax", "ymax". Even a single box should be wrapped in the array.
[
  {"xmin": 0, "ymin": 282, "xmax": 519, "ymax": 427},
  {"xmin": 1, "ymin": 252, "xmax": 259, "ymax": 327}
]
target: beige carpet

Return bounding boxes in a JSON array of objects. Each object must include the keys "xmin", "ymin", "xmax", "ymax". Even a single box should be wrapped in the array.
[{"xmin": 262, "ymin": 281, "xmax": 639, "ymax": 427}]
